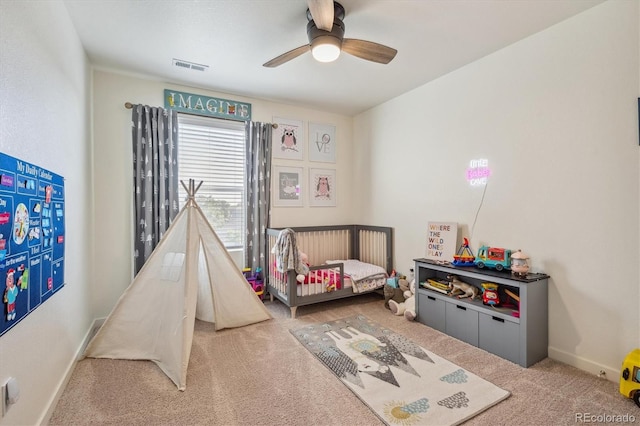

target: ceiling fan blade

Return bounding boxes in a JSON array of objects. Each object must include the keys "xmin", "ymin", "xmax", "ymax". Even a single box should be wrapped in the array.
[
  {"xmin": 263, "ymin": 44, "xmax": 311, "ymax": 68},
  {"xmin": 307, "ymin": 0, "xmax": 334, "ymax": 31},
  {"xmin": 342, "ymin": 39, "xmax": 397, "ymax": 64}
]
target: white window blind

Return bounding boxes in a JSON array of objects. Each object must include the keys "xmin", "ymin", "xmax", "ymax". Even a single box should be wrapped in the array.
[{"xmin": 177, "ymin": 114, "xmax": 246, "ymax": 249}]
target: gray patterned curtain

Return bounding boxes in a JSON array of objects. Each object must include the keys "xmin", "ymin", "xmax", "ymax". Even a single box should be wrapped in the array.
[
  {"xmin": 131, "ymin": 105, "xmax": 179, "ymax": 275},
  {"xmin": 245, "ymin": 122, "xmax": 272, "ymax": 274}
]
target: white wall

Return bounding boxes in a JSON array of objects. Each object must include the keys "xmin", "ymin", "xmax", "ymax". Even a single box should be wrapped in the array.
[
  {"xmin": 91, "ymin": 70, "xmax": 354, "ymax": 317},
  {"xmin": 354, "ymin": 0, "xmax": 639, "ymax": 378},
  {"xmin": 0, "ymin": 1, "xmax": 93, "ymax": 425}
]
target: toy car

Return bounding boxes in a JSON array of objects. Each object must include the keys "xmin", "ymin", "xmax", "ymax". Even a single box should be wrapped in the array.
[
  {"xmin": 620, "ymin": 348, "xmax": 640, "ymax": 407},
  {"xmin": 475, "ymin": 246, "xmax": 512, "ymax": 271}
]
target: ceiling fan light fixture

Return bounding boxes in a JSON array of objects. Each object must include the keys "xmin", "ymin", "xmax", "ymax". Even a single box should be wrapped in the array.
[
  {"xmin": 263, "ymin": 1, "xmax": 396, "ymax": 68},
  {"xmin": 311, "ymin": 36, "xmax": 341, "ymax": 62}
]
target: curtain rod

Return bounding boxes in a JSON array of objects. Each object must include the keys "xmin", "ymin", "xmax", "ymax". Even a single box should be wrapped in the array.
[{"xmin": 123, "ymin": 102, "xmax": 277, "ymax": 128}]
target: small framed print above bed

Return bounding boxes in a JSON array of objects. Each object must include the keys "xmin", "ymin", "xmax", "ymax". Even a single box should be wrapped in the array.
[
  {"xmin": 309, "ymin": 168, "xmax": 336, "ymax": 207},
  {"xmin": 273, "ymin": 117, "xmax": 304, "ymax": 160},
  {"xmin": 273, "ymin": 166, "xmax": 303, "ymax": 207},
  {"xmin": 308, "ymin": 122, "xmax": 336, "ymax": 163}
]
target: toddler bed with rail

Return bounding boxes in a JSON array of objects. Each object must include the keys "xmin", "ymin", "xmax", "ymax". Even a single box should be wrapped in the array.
[{"xmin": 266, "ymin": 224, "xmax": 393, "ymax": 318}]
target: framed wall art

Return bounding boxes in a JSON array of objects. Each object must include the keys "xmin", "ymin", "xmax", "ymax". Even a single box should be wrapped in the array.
[
  {"xmin": 273, "ymin": 117, "xmax": 304, "ymax": 160},
  {"xmin": 308, "ymin": 122, "xmax": 336, "ymax": 163},
  {"xmin": 273, "ymin": 166, "xmax": 303, "ymax": 207},
  {"xmin": 425, "ymin": 221, "xmax": 458, "ymax": 262},
  {"xmin": 309, "ymin": 168, "xmax": 336, "ymax": 207}
]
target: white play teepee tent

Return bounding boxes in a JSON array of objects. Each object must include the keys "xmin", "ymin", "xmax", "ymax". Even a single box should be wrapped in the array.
[{"xmin": 84, "ymin": 180, "xmax": 272, "ymax": 390}]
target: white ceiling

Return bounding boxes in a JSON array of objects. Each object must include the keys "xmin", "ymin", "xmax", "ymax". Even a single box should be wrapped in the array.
[{"xmin": 63, "ymin": 0, "xmax": 604, "ymax": 116}]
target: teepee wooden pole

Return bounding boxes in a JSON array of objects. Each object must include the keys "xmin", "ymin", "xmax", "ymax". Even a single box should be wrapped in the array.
[
  {"xmin": 180, "ymin": 179, "xmax": 190, "ymax": 194},
  {"xmin": 194, "ymin": 180, "xmax": 203, "ymax": 195},
  {"xmin": 180, "ymin": 179, "xmax": 204, "ymax": 200}
]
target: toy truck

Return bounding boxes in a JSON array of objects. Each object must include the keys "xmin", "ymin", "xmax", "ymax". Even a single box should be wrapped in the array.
[
  {"xmin": 474, "ymin": 246, "xmax": 512, "ymax": 271},
  {"xmin": 620, "ymin": 348, "xmax": 640, "ymax": 407}
]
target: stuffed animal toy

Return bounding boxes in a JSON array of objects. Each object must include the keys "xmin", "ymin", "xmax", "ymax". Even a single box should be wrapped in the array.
[
  {"xmin": 384, "ymin": 278, "xmax": 410, "ymax": 309},
  {"xmin": 447, "ymin": 274, "xmax": 479, "ymax": 300},
  {"xmin": 398, "ymin": 278, "xmax": 410, "ymax": 293},
  {"xmin": 388, "ymin": 279, "xmax": 417, "ymax": 321},
  {"xmin": 383, "ymin": 284, "xmax": 405, "ymax": 309},
  {"xmin": 404, "ymin": 280, "xmax": 416, "ymax": 321},
  {"xmin": 296, "ymin": 251, "xmax": 310, "ymax": 283}
]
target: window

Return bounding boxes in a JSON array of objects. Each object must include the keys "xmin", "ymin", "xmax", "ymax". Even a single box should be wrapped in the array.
[{"xmin": 177, "ymin": 114, "xmax": 246, "ymax": 250}]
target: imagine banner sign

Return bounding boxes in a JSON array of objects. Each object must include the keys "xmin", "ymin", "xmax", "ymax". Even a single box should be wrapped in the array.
[{"xmin": 165, "ymin": 89, "xmax": 251, "ymax": 121}]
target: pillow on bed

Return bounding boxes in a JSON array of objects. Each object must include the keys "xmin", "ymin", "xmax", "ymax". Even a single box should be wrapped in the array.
[{"xmin": 325, "ymin": 259, "xmax": 388, "ymax": 282}]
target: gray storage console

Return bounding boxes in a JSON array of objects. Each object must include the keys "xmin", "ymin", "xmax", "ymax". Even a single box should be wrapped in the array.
[{"xmin": 414, "ymin": 258, "xmax": 549, "ymax": 367}]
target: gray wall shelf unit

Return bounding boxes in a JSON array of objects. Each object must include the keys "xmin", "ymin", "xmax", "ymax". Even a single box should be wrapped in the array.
[{"xmin": 414, "ymin": 258, "xmax": 549, "ymax": 367}]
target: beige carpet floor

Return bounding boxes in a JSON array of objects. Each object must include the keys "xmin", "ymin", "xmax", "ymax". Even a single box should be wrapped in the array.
[{"xmin": 49, "ymin": 293, "xmax": 636, "ymax": 425}]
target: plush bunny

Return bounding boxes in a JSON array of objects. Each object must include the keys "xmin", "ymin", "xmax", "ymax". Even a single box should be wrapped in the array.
[{"xmin": 296, "ymin": 251, "xmax": 310, "ymax": 283}]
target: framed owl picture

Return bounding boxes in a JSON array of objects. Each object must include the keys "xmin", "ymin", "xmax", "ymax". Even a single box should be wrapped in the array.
[
  {"xmin": 309, "ymin": 168, "xmax": 336, "ymax": 207},
  {"xmin": 273, "ymin": 117, "xmax": 304, "ymax": 160}
]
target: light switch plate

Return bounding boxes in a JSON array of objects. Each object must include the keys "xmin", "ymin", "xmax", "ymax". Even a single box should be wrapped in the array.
[
  {"xmin": 1, "ymin": 380, "xmax": 7, "ymax": 417},
  {"xmin": 1, "ymin": 378, "xmax": 18, "ymax": 417},
  {"xmin": 5, "ymin": 378, "xmax": 18, "ymax": 405}
]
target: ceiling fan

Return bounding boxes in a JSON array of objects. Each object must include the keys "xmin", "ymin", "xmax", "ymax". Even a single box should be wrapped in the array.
[{"xmin": 263, "ymin": 0, "xmax": 397, "ymax": 67}]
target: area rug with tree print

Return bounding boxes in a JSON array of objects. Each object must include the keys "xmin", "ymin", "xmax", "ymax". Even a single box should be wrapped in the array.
[{"xmin": 290, "ymin": 315, "xmax": 510, "ymax": 426}]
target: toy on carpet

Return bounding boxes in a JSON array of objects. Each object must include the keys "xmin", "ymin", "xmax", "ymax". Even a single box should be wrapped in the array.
[
  {"xmin": 385, "ymin": 269, "xmax": 401, "ymax": 287},
  {"xmin": 243, "ymin": 267, "xmax": 265, "ymax": 299},
  {"xmin": 388, "ymin": 279, "xmax": 417, "ymax": 321},
  {"xmin": 446, "ymin": 274, "xmax": 480, "ymax": 300},
  {"xmin": 620, "ymin": 348, "xmax": 640, "ymax": 407},
  {"xmin": 384, "ymin": 278, "xmax": 408, "ymax": 309}
]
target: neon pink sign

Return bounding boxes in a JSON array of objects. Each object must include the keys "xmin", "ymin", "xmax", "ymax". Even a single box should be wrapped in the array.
[{"xmin": 466, "ymin": 159, "xmax": 490, "ymax": 186}]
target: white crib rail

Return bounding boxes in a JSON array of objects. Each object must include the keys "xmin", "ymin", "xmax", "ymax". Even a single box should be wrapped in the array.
[{"xmin": 358, "ymin": 229, "xmax": 388, "ymax": 269}]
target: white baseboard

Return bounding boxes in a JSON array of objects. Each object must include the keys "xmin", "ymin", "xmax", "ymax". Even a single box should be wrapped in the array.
[
  {"xmin": 80, "ymin": 317, "xmax": 106, "ymax": 357},
  {"xmin": 39, "ymin": 317, "xmax": 107, "ymax": 425},
  {"xmin": 548, "ymin": 346, "xmax": 619, "ymax": 383}
]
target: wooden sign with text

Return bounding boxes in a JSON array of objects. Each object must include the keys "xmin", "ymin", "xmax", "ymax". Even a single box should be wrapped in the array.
[
  {"xmin": 164, "ymin": 89, "xmax": 251, "ymax": 121},
  {"xmin": 426, "ymin": 222, "xmax": 457, "ymax": 263}
]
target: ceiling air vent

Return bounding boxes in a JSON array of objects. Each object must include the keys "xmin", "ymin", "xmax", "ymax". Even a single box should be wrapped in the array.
[{"xmin": 172, "ymin": 58, "xmax": 209, "ymax": 72}]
